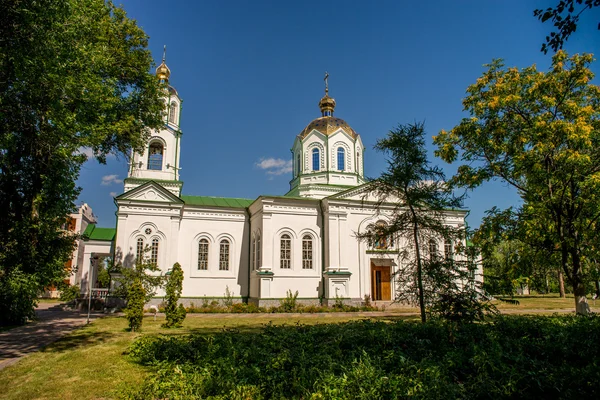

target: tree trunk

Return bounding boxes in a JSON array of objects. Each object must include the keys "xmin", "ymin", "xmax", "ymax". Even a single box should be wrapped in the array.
[
  {"xmin": 574, "ymin": 280, "xmax": 589, "ymax": 315},
  {"xmin": 558, "ymin": 270, "xmax": 566, "ymax": 298},
  {"xmin": 408, "ymin": 205, "xmax": 426, "ymax": 323},
  {"xmin": 413, "ymin": 225, "xmax": 426, "ymax": 323}
]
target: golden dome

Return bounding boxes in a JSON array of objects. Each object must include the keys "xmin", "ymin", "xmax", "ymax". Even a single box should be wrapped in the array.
[
  {"xmin": 156, "ymin": 61, "xmax": 170, "ymax": 82},
  {"xmin": 298, "ymin": 116, "xmax": 358, "ymax": 139},
  {"xmin": 156, "ymin": 45, "xmax": 170, "ymax": 82},
  {"xmin": 298, "ymin": 72, "xmax": 358, "ymax": 139},
  {"xmin": 318, "ymin": 94, "xmax": 336, "ymax": 115}
]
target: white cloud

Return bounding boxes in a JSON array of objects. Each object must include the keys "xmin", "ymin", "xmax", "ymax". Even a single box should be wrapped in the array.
[
  {"xmin": 101, "ymin": 174, "xmax": 123, "ymax": 186},
  {"xmin": 78, "ymin": 147, "xmax": 116, "ymax": 160},
  {"xmin": 79, "ymin": 147, "xmax": 94, "ymax": 159},
  {"xmin": 255, "ymin": 157, "xmax": 292, "ymax": 176},
  {"xmin": 109, "ymin": 192, "xmax": 117, "ymax": 197}
]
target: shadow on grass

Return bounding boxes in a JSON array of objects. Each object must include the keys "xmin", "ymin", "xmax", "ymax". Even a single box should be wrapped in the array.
[{"xmin": 43, "ymin": 327, "xmax": 117, "ymax": 353}]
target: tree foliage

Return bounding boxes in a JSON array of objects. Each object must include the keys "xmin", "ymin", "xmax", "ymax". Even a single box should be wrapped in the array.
[
  {"xmin": 163, "ymin": 262, "xmax": 186, "ymax": 328},
  {"xmin": 0, "ymin": 0, "xmax": 164, "ymax": 325},
  {"xmin": 435, "ymin": 51, "xmax": 600, "ymax": 314},
  {"xmin": 116, "ymin": 247, "xmax": 166, "ymax": 332},
  {"xmin": 534, "ymin": 0, "xmax": 600, "ymax": 54},
  {"xmin": 357, "ymin": 122, "xmax": 489, "ymax": 323}
]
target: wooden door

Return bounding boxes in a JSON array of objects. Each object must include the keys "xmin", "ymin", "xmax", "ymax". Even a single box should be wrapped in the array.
[{"xmin": 371, "ymin": 264, "xmax": 391, "ymax": 301}]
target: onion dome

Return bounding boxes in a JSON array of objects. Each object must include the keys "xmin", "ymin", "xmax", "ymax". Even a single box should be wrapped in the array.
[
  {"xmin": 319, "ymin": 93, "xmax": 336, "ymax": 116},
  {"xmin": 298, "ymin": 72, "xmax": 358, "ymax": 139},
  {"xmin": 156, "ymin": 61, "xmax": 170, "ymax": 82},
  {"xmin": 156, "ymin": 45, "xmax": 170, "ymax": 83}
]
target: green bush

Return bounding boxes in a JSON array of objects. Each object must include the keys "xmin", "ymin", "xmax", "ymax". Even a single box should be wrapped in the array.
[
  {"xmin": 126, "ymin": 315, "xmax": 600, "ymax": 399},
  {"xmin": 0, "ymin": 269, "xmax": 39, "ymax": 325},
  {"xmin": 279, "ymin": 289, "xmax": 299, "ymax": 312},
  {"xmin": 124, "ymin": 280, "xmax": 145, "ymax": 332},
  {"xmin": 163, "ymin": 262, "xmax": 185, "ymax": 328},
  {"xmin": 59, "ymin": 284, "xmax": 80, "ymax": 303}
]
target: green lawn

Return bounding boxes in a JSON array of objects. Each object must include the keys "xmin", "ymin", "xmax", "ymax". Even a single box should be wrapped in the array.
[
  {"xmin": 0, "ymin": 314, "xmax": 390, "ymax": 400},
  {"xmin": 0, "ymin": 295, "xmax": 597, "ymax": 399},
  {"xmin": 493, "ymin": 293, "xmax": 600, "ymax": 311}
]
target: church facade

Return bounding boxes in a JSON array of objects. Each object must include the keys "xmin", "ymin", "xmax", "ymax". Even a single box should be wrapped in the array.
[{"xmin": 79, "ymin": 59, "xmax": 472, "ymax": 305}]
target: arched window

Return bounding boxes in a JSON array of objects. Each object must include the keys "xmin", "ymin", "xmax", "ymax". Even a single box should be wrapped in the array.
[
  {"xmin": 429, "ymin": 239, "xmax": 439, "ymax": 260},
  {"xmin": 374, "ymin": 221, "xmax": 389, "ymax": 249},
  {"xmin": 169, "ymin": 103, "xmax": 177, "ymax": 124},
  {"xmin": 280, "ymin": 234, "xmax": 291, "ymax": 269},
  {"xmin": 136, "ymin": 238, "xmax": 144, "ymax": 263},
  {"xmin": 302, "ymin": 235, "xmax": 313, "ymax": 269},
  {"xmin": 444, "ymin": 239, "xmax": 453, "ymax": 260},
  {"xmin": 151, "ymin": 238, "xmax": 159, "ymax": 265},
  {"xmin": 148, "ymin": 142, "xmax": 163, "ymax": 170},
  {"xmin": 296, "ymin": 153, "xmax": 301, "ymax": 177},
  {"xmin": 219, "ymin": 239, "xmax": 230, "ymax": 271},
  {"xmin": 312, "ymin": 148, "xmax": 320, "ymax": 171},
  {"xmin": 337, "ymin": 147, "xmax": 345, "ymax": 171},
  {"xmin": 198, "ymin": 239, "xmax": 209, "ymax": 270}
]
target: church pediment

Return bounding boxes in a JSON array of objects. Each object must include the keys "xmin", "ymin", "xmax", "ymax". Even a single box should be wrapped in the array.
[
  {"xmin": 116, "ymin": 181, "xmax": 183, "ymax": 204},
  {"xmin": 326, "ymin": 182, "xmax": 403, "ymax": 204}
]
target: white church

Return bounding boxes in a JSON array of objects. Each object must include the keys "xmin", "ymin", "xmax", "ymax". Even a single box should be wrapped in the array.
[{"xmin": 75, "ymin": 57, "xmax": 472, "ymax": 306}]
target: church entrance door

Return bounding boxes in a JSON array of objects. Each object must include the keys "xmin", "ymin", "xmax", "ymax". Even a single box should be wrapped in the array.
[{"xmin": 371, "ymin": 263, "xmax": 391, "ymax": 301}]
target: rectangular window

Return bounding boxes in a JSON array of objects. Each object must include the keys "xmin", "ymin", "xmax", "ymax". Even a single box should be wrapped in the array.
[
  {"xmin": 136, "ymin": 238, "xmax": 144, "ymax": 263},
  {"xmin": 257, "ymin": 236, "xmax": 261, "ymax": 269},
  {"xmin": 219, "ymin": 240, "xmax": 230, "ymax": 271},
  {"xmin": 280, "ymin": 235, "xmax": 291, "ymax": 269},
  {"xmin": 444, "ymin": 239, "xmax": 453, "ymax": 260},
  {"xmin": 251, "ymin": 238, "xmax": 256, "ymax": 270},
  {"xmin": 151, "ymin": 239, "xmax": 159, "ymax": 265},
  {"xmin": 198, "ymin": 240, "xmax": 209, "ymax": 270},
  {"xmin": 302, "ymin": 237, "xmax": 313, "ymax": 269}
]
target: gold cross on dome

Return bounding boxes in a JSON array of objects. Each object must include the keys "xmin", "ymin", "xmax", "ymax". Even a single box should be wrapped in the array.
[{"xmin": 324, "ymin": 71, "xmax": 329, "ymax": 94}]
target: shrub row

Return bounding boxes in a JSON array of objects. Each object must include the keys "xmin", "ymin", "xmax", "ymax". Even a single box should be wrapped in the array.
[
  {"xmin": 125, "ymin": 314, "xmax": 600, "ymax": 399},
  {"xmin": 153, "ymin": 301, "xmax": 381, "ymax": 314}
]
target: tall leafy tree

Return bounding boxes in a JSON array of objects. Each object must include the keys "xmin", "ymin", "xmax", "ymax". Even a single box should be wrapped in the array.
[
  {"xmin": 357, "ymin": 122, "xmax": 472, "ymax": 323},
  {"xmin": 0, "ymin": 0, "xmax": 164, "ymax": 325},
  {"xmin": 534, "ymin": 0, "xmax": 600, "ymax": 54},
  {"xmin": 435, "ymin": 52, "xmax": 600, "ymax": 314}
]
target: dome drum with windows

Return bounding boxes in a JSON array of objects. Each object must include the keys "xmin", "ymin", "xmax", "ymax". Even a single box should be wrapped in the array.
[{"xmin": 288, "ymin": 73, "xmax": 366, "ymax": 199}]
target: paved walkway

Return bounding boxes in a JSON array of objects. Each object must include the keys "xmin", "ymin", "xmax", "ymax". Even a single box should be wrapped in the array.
[{"xmin": 0, "ymin": 303, "xmax": 104, "ymax": 371}]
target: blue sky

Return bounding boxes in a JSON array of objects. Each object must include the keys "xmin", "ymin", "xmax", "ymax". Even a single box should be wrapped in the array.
[{"xmin": 77, "ymin": 0, "xmax": 600, "ymax": 228}]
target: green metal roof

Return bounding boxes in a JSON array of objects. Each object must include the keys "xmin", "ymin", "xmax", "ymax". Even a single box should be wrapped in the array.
[
  {"xmin": 181, "ymin": 195, "xmax": 254, "ymax": 208},
  {"xmin": 83, "ymin": 224, "xmax": 116, "ymax": 241}
]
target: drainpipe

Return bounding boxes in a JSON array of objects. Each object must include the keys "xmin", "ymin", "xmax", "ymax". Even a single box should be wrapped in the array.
[
  {"xmin": 245, "ymin": 207, "xmax": 252, "ymax": 303},
  {"xmin": 319, "ymin": 200, "xmax": 326, "ymax": 301}
]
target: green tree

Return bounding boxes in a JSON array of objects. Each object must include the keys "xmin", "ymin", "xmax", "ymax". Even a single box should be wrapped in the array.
[
  {"xmin": 435, "ymin": 52, "xmax": 600, "ymax": 314},
  {"xmin": 124, "ymin": 279, "xmax": 145, "ymax": 332},
  {"xmin": 357, "ymin": 122, "xmax": 478, "ymax": 323},
  {"xmin": 534, "ymin": 0, "xmax": 600, "ymax": 54},
  {"xmin": 163, "ymin": 262, "xmax": 186, "ymax": 328},
  {"xmin": 115, "ymin": 247, "xmax": 166, "ymax": 331},
  {"xmin": 0, "ymin": 0, "xmax": 164, "ymax": 325}
]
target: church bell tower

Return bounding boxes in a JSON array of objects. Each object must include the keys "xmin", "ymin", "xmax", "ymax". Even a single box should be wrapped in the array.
[{"xmin": 124, "ymin": 46, "xmax": 183, "ymax": 196}]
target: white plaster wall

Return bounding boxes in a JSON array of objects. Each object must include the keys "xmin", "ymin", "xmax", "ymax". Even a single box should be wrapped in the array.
[
  {"xmin": 81, "ymin": 240, "xmax": 114, "ymax": 293},
  {"xmin": 250, "ymin": 198, "xmax": 322, "ymax": 299},
  {"xmin": 177, "ymin": 207, "xmax": 250, "ymax": 298}
]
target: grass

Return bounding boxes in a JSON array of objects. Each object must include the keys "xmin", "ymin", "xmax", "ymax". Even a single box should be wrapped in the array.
[
  {"xmin": 0, "ymin": 314, "xmax": 407, "ymax": 400},
  {"xmin": 493, "ymin": 293, "xmax": 600, "ymax": 310},
  {"xmin": 0, "ymin": 294, "xmax": 595, "ymax": 399}
]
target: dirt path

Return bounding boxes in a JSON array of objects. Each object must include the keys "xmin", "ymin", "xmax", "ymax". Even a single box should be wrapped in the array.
[{"xmin": 0, "ymin": 303, "xmax": 104, "ymax": 371}]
